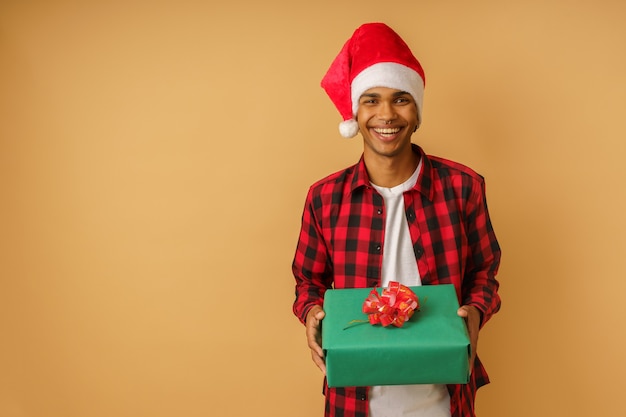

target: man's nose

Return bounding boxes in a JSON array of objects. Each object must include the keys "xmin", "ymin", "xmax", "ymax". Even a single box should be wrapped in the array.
[{"xmin": 377, "ymin": 101, "xmax": 396, "ymax": 122}]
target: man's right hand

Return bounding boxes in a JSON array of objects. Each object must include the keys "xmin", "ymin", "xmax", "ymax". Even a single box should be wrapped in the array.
[{"xmin": 305, "ymin": 305, "xmax": 326, "ymax": 374}]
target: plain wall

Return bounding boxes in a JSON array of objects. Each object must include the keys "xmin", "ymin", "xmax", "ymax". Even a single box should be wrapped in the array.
[{"xmin": 1, "ymin": 1, "xmax": 625, "ymax": 416}]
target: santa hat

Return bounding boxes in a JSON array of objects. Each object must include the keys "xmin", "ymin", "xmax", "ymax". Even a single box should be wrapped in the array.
[{"xmin": 321, "ymin": 23, "xmax": 426, "ymax": 138}]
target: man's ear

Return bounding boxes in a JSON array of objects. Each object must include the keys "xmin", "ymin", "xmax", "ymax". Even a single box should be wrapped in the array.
[{"xmin": 414, "ymin": 116, "xmax": 421, "ymax": 132}]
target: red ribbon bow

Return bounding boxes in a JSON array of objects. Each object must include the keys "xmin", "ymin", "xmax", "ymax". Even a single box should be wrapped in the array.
[{"xmin": 362, "ymin": 281, "xmax": 420, "ymax": 327}]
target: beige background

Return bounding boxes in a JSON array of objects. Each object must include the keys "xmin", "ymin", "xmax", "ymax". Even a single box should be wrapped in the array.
[{"xmin": 1, "ymin": 0, "xmax": 625, "ymax": 416}]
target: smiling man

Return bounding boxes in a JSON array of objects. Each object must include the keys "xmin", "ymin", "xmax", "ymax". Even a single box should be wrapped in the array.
[
  {"xmin": 357, "ymin": 87, "xmax": 420, "ymax": 186},
  {"xmin": 292, "ymin": 23, "xmax": 502, "ymax": 417}
]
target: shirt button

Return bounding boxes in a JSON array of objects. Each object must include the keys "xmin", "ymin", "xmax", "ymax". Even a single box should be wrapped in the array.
[
  {"xmin": 377, "ymin": 209, "xmax": 382, "ymax": 215},
  {"xmin": 376, "ymin": 245, "xmax": 381, "ymax": 251}
]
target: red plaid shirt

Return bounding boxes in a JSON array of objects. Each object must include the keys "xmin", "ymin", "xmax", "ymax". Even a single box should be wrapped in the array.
[{"xmin": 292, "ymin": 144, "xmax": 501, "ymax": 417}]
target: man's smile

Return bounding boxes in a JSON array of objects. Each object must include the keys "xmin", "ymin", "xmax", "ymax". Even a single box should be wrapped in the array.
[{"xmin": 372, "ymin": 127, "xmax": 402, "ymax": 138}]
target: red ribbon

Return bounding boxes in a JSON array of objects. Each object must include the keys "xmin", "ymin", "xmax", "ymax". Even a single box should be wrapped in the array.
[{"xmin": 362, "ymin": 281, "xmax": 420, "ymax": 327}]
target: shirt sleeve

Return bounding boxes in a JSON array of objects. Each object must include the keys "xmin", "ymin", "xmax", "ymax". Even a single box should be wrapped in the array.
[
  {"xmin": 292, "ymin": 187, "xmax": 334, "ymax": 324},
  {"xmin": 461, "ymin": 177, "xmax": 502, "ymax": 327}
]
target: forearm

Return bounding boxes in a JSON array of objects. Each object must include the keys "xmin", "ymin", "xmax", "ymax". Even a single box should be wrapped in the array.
[
  {"xmin": 462, "ymin": 268, "xmax": 500, "ymax": 327},
  {"xmin": 292, "ymin": 192, "xmax": 334, "ymax": 324},
  {"xmin": 462, "ymin": 181, "xmax": 501, "ymax": 326},
  {"xmin": 292, "ymin": 265, "xmax": 331, "ymax": 324}
]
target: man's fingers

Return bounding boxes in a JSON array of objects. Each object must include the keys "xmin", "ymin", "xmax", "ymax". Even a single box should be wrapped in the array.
[
  {"xmin": 311, "ymin": 349, "xmax": 327, "ymax": 374},
  {"xmin": 306, "ymin": 330, "xmax": 324, "ymax": 357},
  {"xmin": 457, "ymin": 305, "xmax": 480, "ymax": 374},
  {"xmin": 305, "ymin": 307, "xmax": 326, "ymax": 372}
]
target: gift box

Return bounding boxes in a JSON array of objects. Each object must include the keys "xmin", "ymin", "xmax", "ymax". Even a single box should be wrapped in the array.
[{"xmin": 322, "ymin": 284, "xmax": 470, "ymax": 387}]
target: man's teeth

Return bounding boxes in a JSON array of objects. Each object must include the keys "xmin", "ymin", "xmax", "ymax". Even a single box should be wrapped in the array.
[{"xmin": 374, "ymin": 127, "xmax": 401, "ymax": 134}]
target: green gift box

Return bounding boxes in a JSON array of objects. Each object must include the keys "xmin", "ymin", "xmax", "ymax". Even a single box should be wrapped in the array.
[{"xmin": 322, "ymin": 284, "xmax": 470, "ymax": 388}]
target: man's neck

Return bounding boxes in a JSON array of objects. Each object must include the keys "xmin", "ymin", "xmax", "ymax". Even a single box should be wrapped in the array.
[{"xmin": 365, "ymin": 147, "xmax": 420, "ymax": 188}]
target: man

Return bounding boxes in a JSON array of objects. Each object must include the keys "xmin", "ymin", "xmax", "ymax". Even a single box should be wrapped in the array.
[{"xmin": 292, "ymin": 23, "xmax": 501, "ymax": 417}]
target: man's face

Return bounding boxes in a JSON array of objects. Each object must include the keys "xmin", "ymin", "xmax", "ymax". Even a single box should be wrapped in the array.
[{"xmin": 356, "ymin": 87, "xmax": 419, "ymax": 159}]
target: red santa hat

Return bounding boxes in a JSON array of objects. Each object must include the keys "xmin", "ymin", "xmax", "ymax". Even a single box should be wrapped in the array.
[{"xmin": 321, "ymin": 23, "xmax": 426, "ymax": 138}]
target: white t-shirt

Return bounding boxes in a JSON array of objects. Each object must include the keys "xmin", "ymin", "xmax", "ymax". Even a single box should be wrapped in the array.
[{"xmin": 369, "ymin": 161, "xmax": 451, "ymax": 417}]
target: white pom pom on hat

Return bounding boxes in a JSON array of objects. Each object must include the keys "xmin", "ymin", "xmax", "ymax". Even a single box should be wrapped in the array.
[
  {"xmin": 321, "ymin": 23, "xmax": 426, "ymax": 138},
  {"xmin": 339, "ymin": 119, "xmax": 359, "ymax": 138}
]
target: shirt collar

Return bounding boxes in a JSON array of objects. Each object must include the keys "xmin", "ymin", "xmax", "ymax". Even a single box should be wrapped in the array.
[{"xmin": 350, "ymin": 144, "xmax": 434, "ymax": 201}]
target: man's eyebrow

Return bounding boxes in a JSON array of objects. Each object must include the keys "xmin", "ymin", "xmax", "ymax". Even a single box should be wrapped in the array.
[{"xmin": 359, "ymin": 91, "xmax": 411, "ymax": 99}]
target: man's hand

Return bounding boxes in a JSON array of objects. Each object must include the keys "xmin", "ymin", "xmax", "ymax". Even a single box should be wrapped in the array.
[
  {"xmin": 305, "ymin": 305, "xmax": 326, "ymax": 374},
  {"xmin": 457, "ymin": 305, "xmax": 481, "ymax": 374}
]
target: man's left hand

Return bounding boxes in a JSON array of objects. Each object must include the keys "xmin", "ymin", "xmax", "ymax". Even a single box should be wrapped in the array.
[{"xmin": 457, "ymin": 305, "xmax": 481, "ymax": 374}]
